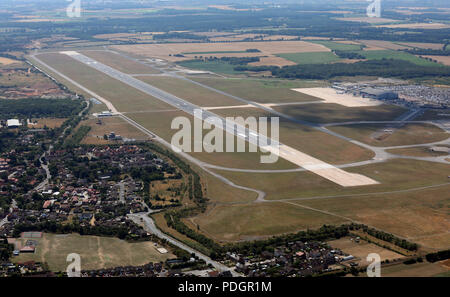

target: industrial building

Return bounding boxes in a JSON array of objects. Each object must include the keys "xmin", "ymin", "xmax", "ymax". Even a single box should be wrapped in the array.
[{"xmin": 6, "ymin": 119, "xmax": 21, "ymax": 128}]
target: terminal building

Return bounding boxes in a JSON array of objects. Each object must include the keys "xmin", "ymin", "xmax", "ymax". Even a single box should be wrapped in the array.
[{"xmin": 360, "ymin": 88, "xmax": 399, "ymax": 100}]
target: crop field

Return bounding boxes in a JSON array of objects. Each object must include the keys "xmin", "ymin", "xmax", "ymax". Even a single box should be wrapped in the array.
[
  {"xmin": 35, "ymin": 53, "xmax": 174, "ymax": 113},
  {"xmin": 80, "ymin": 117, "xmax": 151, "ymax": 145},
  {"xmin": 328, "ymin": 123, "xmax": 448, "ymax": 147},
  {"xmin": 136, "ymin": 76, "xmax": 244, "ymax": 107},
  {"xmin": 272, "ymin": 103, "xmax": 406, "ymax": 123},
  {"xmin": 353, "ymin": 50, "xmax": 441, "ymax": 67},
  {"xmin": 328, "ymin": 237, "xmax": 404, "ymax": 265},
  {"xmin": 310, "ymin": 41, "xmax": 363, "ymax": 51},
  {"xmin": 424, "ymin": 55, "xmax": 450, "ymax": 66},
  {"xmin": 81, "ymin": 50, "xmax": 161, "ymax": 74},
  {"xmin": 277, "ymin": 52, "xmax": 341, "ymax": 65},
  {"xmin": 212, "ymin": 159, "xmax": 450, "ymax": 201},
  {"xmin": 191, "ymin": 77, "xmax": 326, "ymax": 103},
  {"xmin": 12, "ymin": 233, "xmax": 175, "ymax": 272},
  {"xmin": 381, "ymin": 261, "xmax": 449, "ymax": 277},
  {"xmin": 112, "ymin": 40, "xmax": 329, "ymax": 62},
  {"xmin": 376, "ymin": 23, "xmax": 450, "ymax": 29}
]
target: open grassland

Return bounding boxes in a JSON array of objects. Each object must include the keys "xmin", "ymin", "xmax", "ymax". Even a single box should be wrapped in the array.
[
  {"xmin": 192, "ymin": 202, "xmax": 347, "ymax": 242},
  {"xmin": 358, "ymin": 40, "xmax": 410, "ymax": 51},
  {"xmin": 81, "ymin": 50, "xmax": 161, "ymax": 74},
  {"xmin": 81, "ymin": 117, "xmax": 150, "ymax": 145},
  {"xmin": 0, "ymin": 57, "xmax": 21, "ymax": 65},
  {"xmin": 328, "ymin": 237, "xmax": 405, "ymax": 265},
  {"xmin": 36, "ymin": 53, "xmax": 173, "ymax": 113},
  {"xmin": 178, "ymin": 60, "xmax": 243, "ymax": 75},
  {"xmin": 273, "ymin": 103, "xmax": 406, "ymax": 123},
  {"xmin": 12, "ymin": 233, "xmax": 175, "ymax": 272},
  {"xmin": 381, "ymin": 261, "xmax": 449, "ymax": 277},
  {"xmin": 213, "ymin": 159, "xmax": 450, "ymax": 201},
  {"xmin": 113, "ymin": 41, "xmax": 329, "ymax": 62},
  {"xmin": 329, "ymin": 123, "xmax": 448, "ymax": 147},
  {"xmin": 310, "ymin": 41, "xmax": 363, "ymax": 51},
  {"xmin": 191, "ymin": 77, "xmax": 325, "ymax": 103},
  {"xmin": 335, "ymin": 17, "xmax": 400, "ymax": 24},
  {"xmin": 278, "ymin": 52, "xmax": 341, "ymax": 65},
  {"xmin": 387, "ymin": 146, "xmax": 449, "ymax": 158},
  {"xmin": 396, "ymin": 42, "xmax": 446, "ymax": 50},
  {"xmin": 214, "ymin": 107, "xmax": 375, "ymax": 165},
  {"xmin": 137, "ymin": 76, "xmax": 243, "ymax": 107}
]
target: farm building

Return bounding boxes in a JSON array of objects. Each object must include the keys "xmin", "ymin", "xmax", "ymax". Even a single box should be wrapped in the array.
[{"xmin": 6, "ymin": 119, "xmax": 21, "ymax": 128}]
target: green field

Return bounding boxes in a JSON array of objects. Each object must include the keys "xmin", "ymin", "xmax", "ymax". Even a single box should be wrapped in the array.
[
  {"xmin": 278, "ymin": 52, "xmax": 341, "ymax": 64},
  {"xmin": 12, "ymin": 233, "xmax": 175, "ymax": 272},
  {"xmin": 191, "ymin": 77, "xmax": 325, "ymax": 103}
]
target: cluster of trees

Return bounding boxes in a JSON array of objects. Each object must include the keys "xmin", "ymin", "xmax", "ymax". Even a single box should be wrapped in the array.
[
  {"xmin": 63, "ymin": 126, "xmax": 91, "ymax": 148},
  {"xmin": 236, "ymin": 59, "xmax": 450, "ymax": 80},
  {"xmin": 0, "ymin": 98, "xmax": 84, "ymax": 119},
  {"xmin": 0, "ymin": 238, "xmax": 13, "ymax": 261}
]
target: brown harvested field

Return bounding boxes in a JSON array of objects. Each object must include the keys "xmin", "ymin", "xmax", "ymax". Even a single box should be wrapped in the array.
[
  {"xmin": 35, "ymin": 53, "xmax": 173, "ymax": 113},
  {"xmin": 328, "ymin": 123, "xmax": 448, "ymax": 147},
  {"xmin": 213, "ymin": 159, "xmax": 450, "ymax": 201},
  {"xmin": 112, "ymin": 40, "xmax": 330, "ymax": 62},
  {"xmin": 80, "ymin": 117, "xmax": 151, "ymax": 144},
  {"xmin": 248, "ymin": 56, "xmax": 297, "ymax": 67},
  {"xmin": 423, "ymin": 55, "xmax": 450, "ymax": 66},
  {"xmin": 358, "ymin": 40, "xmax": 410, "ymax": 51},
  {"xmin": 81, "ymin": 50, "xmax": 161, "ymax": 74},
  {"xmin": 191, "ymin": 77, "xmax": 325, "ymax": 103},
  {"xmin": 381, "ymin": 262, "xmax": 449, "ymax": 277},
  {"xmin": 136, "ymin": 76, "xmax": 244, "ymax": 107},
  {"xmin": 328, "ymin": 237, "xmax": 405, "ymax": 265},
  {"xmin": 192, "ymin": 202, "xmax": 347, "ymax": 242},
  {"xmin": 397, "ymin": 42, "xmax": 445, "ymax": 50},
  {"xmin": 376, "ymin": 23, "xmax": 450, "ymax": 29},
  {"xmin": 214, "ymin": 107, "xmax": 375, "ymax": 165},
  {"xmin": 273, "ymin": 103, "xmax": 406, "ymax": 123},
  {"xmin": 387, "ymin": 146, "xmax": 449, "ymax": 157},
  {"xmin": 28, "ymin": 118, "xmax": 66, "ymax": 129}
]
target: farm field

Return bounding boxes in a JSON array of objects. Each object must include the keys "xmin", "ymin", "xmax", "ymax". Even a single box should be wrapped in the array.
[
  {"xmin": 137, "ymin": 76, "xmax": 244, "ymax": 107},
  {"xmin": 310, "ymin": 41, "xmax": 363, "ymax": 51},
  {"xmin": 35, "ymin": 53, "xmax": 174, "ymax": 113},
  {"xmin": 12, "ymin": 233, "xmax": 175, "ymax": 272},
  {"xmin": 81, "ymin": 50, "xmax": 161, "ymax": 74},
  {"xmin": 112, "ymin": 40, "xmax": 329, "ymax": 62},
  {"xmin": 212, "ymin": 159, "xmax": 450, "ymax": 201},
  {"xmin": 423, "ymin": 55, "xmax": 450, "ymax": 66},
  {"xmin": 28, "ymin": 118, "xmax": 66, "ymax": 129},
  {"xmin": 191, "ymin": 77, "xmax": 326, "ymax": 103},
  {"xmin": 80, "ymin": 117, "xmax": 151, "ymax": 145},
  {"xmin": 376, "ymin": 23, "xmax": 450, "ymax": 29},
  {"xmin": 272, "ymin": 103, "xmax": 406, "ymax": 123},
  {"xmin": 353, "ymin": 50, "xmax": 441, "ymax": 66},
  {"xmin": 381, "ymin": 261, "xmax": 449, "ymax": 277},
  {"xmin": 328, "ymin": 123, "xmax": 448, "ymax": 147}
]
